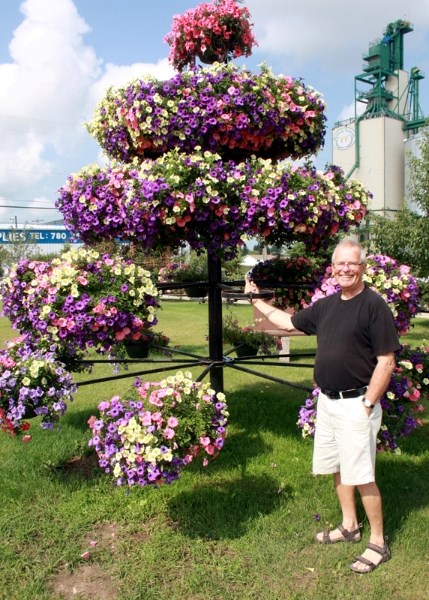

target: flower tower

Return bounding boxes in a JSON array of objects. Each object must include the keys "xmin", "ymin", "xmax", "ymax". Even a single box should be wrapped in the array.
[{"xmin": 56, "ymin": 0, "xmax": 370, "ymax": 392}]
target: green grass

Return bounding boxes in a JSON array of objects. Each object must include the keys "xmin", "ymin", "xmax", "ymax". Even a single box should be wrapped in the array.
[{"xmin": 0, "ymin": 304, "xmax": 428, "ymax": 600}]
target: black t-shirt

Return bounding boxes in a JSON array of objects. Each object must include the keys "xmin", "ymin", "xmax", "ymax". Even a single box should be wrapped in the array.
[{"xmin": 291, "ymin": 287, "xmax": 400, "ymax": 391}]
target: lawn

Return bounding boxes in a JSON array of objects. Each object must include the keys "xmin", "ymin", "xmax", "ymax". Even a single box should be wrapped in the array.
[{"xmin": 0, "ymin": 302, "xmax": 428, "ymax": 600}]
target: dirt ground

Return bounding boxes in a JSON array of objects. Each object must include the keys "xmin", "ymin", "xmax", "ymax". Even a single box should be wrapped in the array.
[
  {"xmin": 48, "ymin": 455, "xmax": 121, "ymax": 600},
  {"xmin": 49, "ymin": 519, "xmax": 121, "ymax": 599}
]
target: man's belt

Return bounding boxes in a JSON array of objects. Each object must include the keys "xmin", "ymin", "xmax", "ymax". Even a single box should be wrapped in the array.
[{"xmin": 321, "ymin": 387, "xmax": 368, "ymax": 400}]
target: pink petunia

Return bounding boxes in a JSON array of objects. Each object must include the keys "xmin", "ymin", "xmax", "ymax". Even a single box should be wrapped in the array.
[
  {"xmin": 140, "ymin": 411, "xmax": 152, "ymax": 426},
  {"xmin": 163, "ymin": 427, "xmax": 175, "ymax": 440}
]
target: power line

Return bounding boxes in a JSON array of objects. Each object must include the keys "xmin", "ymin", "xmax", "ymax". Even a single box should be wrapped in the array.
[{"xmin": 0, "ymin": 205, "xmax": 57, "ymax": 210}]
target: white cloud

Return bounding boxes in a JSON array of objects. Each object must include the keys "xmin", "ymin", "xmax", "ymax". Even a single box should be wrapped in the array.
[
  {"xmin": 0, "ymin": 0, "xmax": 181, "ymax": 223},
  {"xmin": 248, "ymin": 0, "xmax": 429, "ymax": 73},
  {"xmin": 87, "ymin": 58, "xmax": 175, "ymax": 114},
  {"xmin": 0, "ymin": 0, "xmax": 102, "ymax": 221},
  {"xmin": 337, "ymin": 101, "xmax": 367, "ymax": 123},
  {"xmin": 0, "ymin": 130, "xmax": 52, "ymax": 191},
  {"xmin": 2, "ymin": 0, "xmax": 100, "ymax": 130}
]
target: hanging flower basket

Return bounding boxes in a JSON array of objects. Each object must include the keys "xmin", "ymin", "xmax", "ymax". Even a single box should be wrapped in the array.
[
  {"xmin": 164, "ymin": 0, "xmax": 257, "ymax": 71},
  {"xmin": 184, "ymin": 285, "xmax": 208, "ymax": 298},
  {"xmin": 0, "ymin": 247, "xmax": 160, "ymax": 354},
  {"xmin": 249, "ymin": 255, "xmax": 328, "ymax": 312},
  {"xmin": 123, "ymin": 340, "xmax": 150, "ymax": 359},
  {"xmin": 57, "ymin": 153, "xmax": 370, "ymax": 259},
  {"xmin": 223, "ymin": 313, "xmax": 278, "ymax": 355},
  {"xmin": 86, "ymin": 63, "xmax": 326, "ymax": 164},
  {"xmin": 118, "ymin": 330, "xmax": 171, "ymax": 360},
  {"xmin": 0, "ymin": 336, "xmax": 77, "ymax": 437},
  {"xmin": 88, "ymin": 371, "xmax": 229, "ymax": 487},
  {"xmin": 235, "ymin": 343, "xmax": 260, "ymax": 358}
]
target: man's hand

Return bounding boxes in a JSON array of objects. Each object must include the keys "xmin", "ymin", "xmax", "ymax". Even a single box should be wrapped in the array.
[
  {"xmin": 245, "ymin": 275, "xmax": 295, "ymax": 331},
  {"xmin": 244, "ymin": 276, "xmax": 259, "ymax": 296}
]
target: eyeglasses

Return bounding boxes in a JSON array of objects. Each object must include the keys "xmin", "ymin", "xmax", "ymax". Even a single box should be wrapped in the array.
[{"xmin": 333, "ymin": 261, "xmax": 363, "ymax": 270}]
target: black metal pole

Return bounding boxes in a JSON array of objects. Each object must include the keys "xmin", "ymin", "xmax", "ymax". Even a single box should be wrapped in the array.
[{"xmin": 207, "ymin": 253, "xmax": 224, "ymax": 393}]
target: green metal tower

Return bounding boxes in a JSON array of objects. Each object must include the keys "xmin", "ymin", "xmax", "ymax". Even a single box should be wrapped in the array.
[{"xmin": 354, "ymin": 20, "xmax": 426, "ymax": 130}]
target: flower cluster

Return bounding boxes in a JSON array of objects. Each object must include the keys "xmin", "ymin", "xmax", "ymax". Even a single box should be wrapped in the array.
[
  {"xmin": 222, "ymin": 312, "xmax": 278, "ymax": 353},
  {"xmin": 164, "ymin": 0, "xmax": 257, "ymax": 71},
  {"xmin": 86, "ymin": 63, "xmax": 326, "ymax": 164},
  {"xmin": 308, "ymin": 254, "xmax": 421, "ymax": 335},
  {"xmin": 57, "ymin": 152, "xmax": 369, "ymax": 259},
  {"xmin": 88, "ymin": 371, "xmax": 229, "ymax": 487},
  {"xmin": 0, "ymin": 336, "xmax": 76, "ymax": 437},
  {"xmin": 250, "ymin": 255, "xmax": 328, "ymax": 312},
  {"xmin": 296, "ymin": 388, "xmax": 318, "ymax": 439},
  {"xmin": 297, "ymin": 344, "xmax": 429, "ymax": 452},
  {"xmin": 158, "ymin": 262, "xmax": 185, "ymax": 284},
  {"xmin": 0, "ymin": 247, "xmax": 160, "ymax": 354},
  {"xmin": 378, "ymin": 343, "xmax": 428, "ymax": 451},
  {"xmin": 364, "ymin": 256, "xmax": 421, "ymax": 336}
]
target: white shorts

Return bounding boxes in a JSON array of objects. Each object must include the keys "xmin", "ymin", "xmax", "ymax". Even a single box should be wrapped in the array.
[{"xmin": 312, "ymin": 391, "xmax": 382, "ymax": 486}]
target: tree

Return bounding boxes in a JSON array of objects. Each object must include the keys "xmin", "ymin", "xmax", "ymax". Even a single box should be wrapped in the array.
[{"xmin": 408, "ymin": 126, "xmax": 429, "ymax": 217}]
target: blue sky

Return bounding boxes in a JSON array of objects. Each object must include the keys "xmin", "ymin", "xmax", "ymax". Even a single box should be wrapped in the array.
[{"xmin": 1, "ymin": 0, "xmax": 429, "ymax": 225}]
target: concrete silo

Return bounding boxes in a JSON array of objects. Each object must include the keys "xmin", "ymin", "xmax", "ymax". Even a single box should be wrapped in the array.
[{"xmin": 332, "ymin": 20, "xmax": 427, "ymax": 219}]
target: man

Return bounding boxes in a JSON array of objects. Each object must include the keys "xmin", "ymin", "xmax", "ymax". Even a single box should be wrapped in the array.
[{"xmin": 245, "ymin": 238, "xmax": 400, "ymax": 573}]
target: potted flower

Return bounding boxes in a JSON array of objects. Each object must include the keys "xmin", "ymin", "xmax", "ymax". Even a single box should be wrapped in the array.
[
  {"xmin": 223, "ymin": 312, "xmax": 278, "ymax": 356},
  {"xmin": 88, "ymin": 370, "xmax": 229, "ymax": 487},
  {"xmin": 0, "ymin": 336, "xmax": 77, "ymax": 438},
  {"xmin": 118, "ymin": 330, "xmax": 171, "ymax": 359},
  {"xmin": 164, "ymin": 0, "xmax": 258, "ymax": 71},
  {"xmin": 158, "ymin": 261, "xmax": 186, "ymax": 294},
  {"xmin": 0, "ymin": 247, "xmax": 160, "ymax": 355},
  {"xmin": 163, "ymin": 253, "xmax": 208, "ymax": 298}
]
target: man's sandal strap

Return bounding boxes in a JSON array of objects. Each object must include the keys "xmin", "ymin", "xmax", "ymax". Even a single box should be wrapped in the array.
[
  {"xmin": 321, "ymin": 524, "xmax": 360, "ymax": 543},
  {"xmin": 353, "ymin": 555, "xmax": 376, "ymax": 568},
  {"xmin": 366, "ymin": 542, "xmax": 387, "ymax": 555},
  {"xmin": 338, "ymin": 524, "xmax": 360, "ymax": 541}
]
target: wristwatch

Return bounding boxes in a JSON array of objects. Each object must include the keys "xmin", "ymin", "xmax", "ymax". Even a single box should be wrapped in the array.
[{"xmin": 362, "ymin": 397, "xmax": 375, "ymax": 410}]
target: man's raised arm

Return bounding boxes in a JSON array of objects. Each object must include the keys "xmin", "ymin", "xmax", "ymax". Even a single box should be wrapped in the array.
[{"xmin": 244, "ymin": 278, "xmax": 296, "ymax": 332}]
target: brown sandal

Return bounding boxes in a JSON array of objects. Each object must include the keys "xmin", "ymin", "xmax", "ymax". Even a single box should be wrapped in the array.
[
  {"xmin": 350, "ymin": 540, "xmax": 391, "ymax": 573},
  {"xmin": 317, "ymin": 524, "xmax": 361, "ymax": 544}
]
